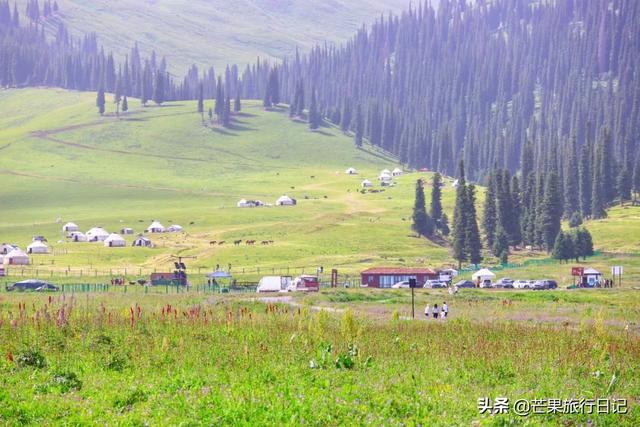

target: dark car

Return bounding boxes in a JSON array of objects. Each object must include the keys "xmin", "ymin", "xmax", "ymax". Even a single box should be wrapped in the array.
[
  {"xmin": 6, "ymin": 279, "xmax": 59, "ymax": 292},
  {"xmin": 538, "ymin": 279, "xmax": 558, "ymax": 290},
  {"xmin": 454, "ymin": 280, "xmax": 475, "ymax": 288}
]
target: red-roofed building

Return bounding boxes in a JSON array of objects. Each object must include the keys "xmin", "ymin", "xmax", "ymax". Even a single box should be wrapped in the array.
[{"xmin": 360, "ymin": 267, "xmax": 438, "ymax": 288}]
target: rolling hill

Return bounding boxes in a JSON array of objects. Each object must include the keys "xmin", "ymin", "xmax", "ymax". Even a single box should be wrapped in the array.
[
  {"xmin": 16, "ymin": 0, "xmax": 413, "ymax": 73},
  {"xmin": 1, "ymin": 88, "xmax": 639, "ymax": 285}
]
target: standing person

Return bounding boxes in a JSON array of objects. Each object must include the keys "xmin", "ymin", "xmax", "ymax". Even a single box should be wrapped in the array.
[
  {"xmin": 433, "ymin": 303, "xmax": 439, "ymax": 319},
  {"xmin": 442, "ymin": 302, "xmax": 448, "ymax": 319},
  {"xmin": 424, "ymin": 303, "xmax": 430, "ymax": 318}
]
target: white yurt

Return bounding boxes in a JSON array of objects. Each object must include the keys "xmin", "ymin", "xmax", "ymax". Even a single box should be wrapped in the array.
[
  {"xmin": 4, "ymin": 248, "xmax": 29, "ymax": 265},
  {"xmin": 345, "ymin": 167, "xmax": 357, "ymax": 175},
  {"xmin": 86, "ymin": 227, "xmax": 109, "ymax": 242},
  {"xmin": 146, "ymin": 221, "xmax": 165, "ymax": 233},
  {"xmin": 361, "ymin": 179, "xmax": 373, "ymax": 188},
  {"xmin": 381, "ymin": 169, "xmax": 391, "ymax": 175},
  {"xmin": 69, "ymin": 232, "xmax": 88, "ymax": 242},
  {"xmin": 27, "ymin": 241, "xmax": 49, "ymax": 254},
  {"xmin": 104, "ymin": 233, "xmax": 126, "ymax": 247},
  {"xmin": 378, "ymin": 172, "xmax": 392, "ymax": 182},
  {"xmin": 0, "ymin": 243, "xmax": 17, "ymax": 255},
  {"xmin": 167, "ymin": 224, "xmax": 183, "ymax": 233},
  {"xmin": 62, "ymin": 222, "xmax": 79, "ymax": 232},
  {"xmin": 392, "ymin": 167, "xmax": 403, "ymax": 176},
  {"xmin": 276, "ymin": 195, "xmax": 296, "ymax": 206},
  {"xmin": 237, "ymin": 199, "xmax": 249, "ymax": 208},
  {"xmin": 132, "ymin": 236, "xmax": 153, "ymax": 247},
  {"xmin": 121, "ymin": 227, "xmax": 134, "ymax": 235}
]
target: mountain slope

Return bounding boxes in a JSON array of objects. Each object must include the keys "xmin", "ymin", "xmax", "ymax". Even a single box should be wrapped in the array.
[{"xmin": 17, "ymin": 0, "xmax": 412, "ymax": 73}]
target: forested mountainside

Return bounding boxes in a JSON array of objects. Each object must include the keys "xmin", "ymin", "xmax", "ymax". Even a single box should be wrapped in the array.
[{"xmin": 240, "ymin": 0, "xmax": 640, "ymax": 181}]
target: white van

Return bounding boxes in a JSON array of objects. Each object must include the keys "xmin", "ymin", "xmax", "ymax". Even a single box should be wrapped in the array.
[{"xmin": 256, "ymin": 276, "xmax": 292, "ymax": 293}]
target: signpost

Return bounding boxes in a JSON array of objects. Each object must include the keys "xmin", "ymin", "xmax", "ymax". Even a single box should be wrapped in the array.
[
  {"xmin": 611, "ymin": 266, "xmax": 623, "ymax": 288},
  {"xmin": 571, "ymin": 266, "xmax": 584, "ymax": 287}
]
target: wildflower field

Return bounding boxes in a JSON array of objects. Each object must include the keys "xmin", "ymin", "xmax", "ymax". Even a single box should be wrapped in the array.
[{"xmin": 0, "ymin": 289, "xmax": 638, "ymax": 425}]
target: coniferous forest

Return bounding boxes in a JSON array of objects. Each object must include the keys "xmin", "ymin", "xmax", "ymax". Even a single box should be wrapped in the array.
[{"xmin": 2, "ymin": 0, "xmax": 639, "ymax": 197}]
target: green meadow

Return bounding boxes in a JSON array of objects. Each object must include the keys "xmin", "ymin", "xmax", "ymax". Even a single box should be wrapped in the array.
[{"xmin": 0, "ymin": 88, "xmax": 639, "ymax": 287}]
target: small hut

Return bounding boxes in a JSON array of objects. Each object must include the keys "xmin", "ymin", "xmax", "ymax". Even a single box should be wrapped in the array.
[
  {"xmin": 361, "ymin": 179, "xmax": 373, "ymax": 188},
  {"xmin": 104, "ymin": 233, "xmax": 126, "ymax": 247},
  {"xmin": 276, "ymin": 195, "xmax": 296, "ymax": 206},
  {"xmin": 132, "ymin": 236, "xmax": 153, "ymax": 247},
  {"xmin": 345, "ymin": 167, "xmax": 358, "ymax": 175},
  {"xmin": 69, "ymin": 232, "xmax": 88, "ymax": 242},
  {"xmin": 4, "ymin": 249, "xmax": 29, "ymax": 265},
  {"xmin": 121, "ymin": 227, "xmax": 134, "ymax": 235},
  {"xmin": 86, "ymin": 227, "xmax": 109, "ymax": 242},
  {"xmin": 0, "ymin": 243, "xmax": 18, "ymax": 255},
  {"xmin": 167, "ymin": 224, "xmax": 183, "ymax": 233},
  {"xmin": 392, "ymin": 167, "xmax": 403, "ymax": 176},
  {"xmin": 146, "ymin": 221, "xmax": 165, "ymax": 233},
  {"xmin": 62, "ymin": 222, "xmax": 79, "ymax": 232},
  {"xmin": 27, "ymin": 241, "xmax": 49, "ymax": 254}
]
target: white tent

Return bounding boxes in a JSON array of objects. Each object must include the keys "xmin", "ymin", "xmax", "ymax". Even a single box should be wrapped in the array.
[
  {"xmin": 62, "ymin": 222, "xmax": 79, "ymax": 232},
  {"xmin": 392, "ymin": 167, "xmax": 403, "ymax": 176},
  {"xmin": 27, "ymin": 241, "xmax": 49, "ymax": 254},
  {"xmin": 361, "ymin": 179, "xmax": 373, "ymax": 188},
  {"xmin": 472, "ymin": 268, "xmax": 496, "ymax": 281},
  {"xmin": 104, "ymin": 233, "xmax": 126, "ymax": 247},
  {"xmin": 121, "ymin": 227, "xmax": 134, "ymax": 235},
  {"xmin": 146, "ymin": 221, "xmax": 165, "ymax": 233},
  {"xmin": 276, "ymin": 195, "xmax": 296, "ymax": 206},
  {"xmin": 0, "ymin": 243, "xmax": 17, "ymax": 255},
  {"xmin": 4, "ymin": 248, "xmax": 29, "ymax": 265},
  {"xmin": 237, "ymin": 199, "xmax": 249, "ymax": 207},
  {"xmin": 69, "ymin": 232, "xmax": 88, "ymax": 242},
  {"xmin": 345, "ymin": 167, "xmax": 357, "ymax": 175},
  {"xmin": 132, "ymin": 236, "xmax": 153, "ymax": 247},
  {"xmin": 381, "ymin": 169, "xmax": 391, "ymax": 175},
  {"xmin": 0, "ymin": 254, "xmax": 3, "ymax": 264},
  {"xmin": 167, "ymin": 224, "xmax": 183, "ymax": 232},
  {"xmin": 86, "ymin": 227, "xmax": 109, "ymax": 242},
  {"xmin": 379, "ymin": 172, "xmax": 392, "ymax": 181}
]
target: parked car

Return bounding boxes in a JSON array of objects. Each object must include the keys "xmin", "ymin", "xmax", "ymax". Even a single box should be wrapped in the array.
[
  {"xmin": 392, "ymin": 280, "xmax": 411, "ymax": 289},
  {"xmin": 286, "ymin": 275, "xmax": 320, "ymax": 292},
  {"xmin": 454, "ymin": 280, "xmax": 475, "ymax": 288},
  {"xmin": 513, "ymin": 280, "xmax": 534, "ymax": 289},
  {"xmin": 6, "ymin": 279, "xmax": 59, "ymax": 292},
  {"xmin": 424, "ymin": 280, "xmax": 447, "ymax": 289},
  {"xmin": 256, "ymin": 276, "xmax": 292, "ymax": 293},
  {"xmin": 495, "ymin": 278, "xmax": 514, "ymax": 288},
  {"xmin": 540, "ymin": 279, "xmax": 558, "ymax": 289},
  {"xmin": 479, "ymin": 279, "xmax": 493, "ymax": 288}
]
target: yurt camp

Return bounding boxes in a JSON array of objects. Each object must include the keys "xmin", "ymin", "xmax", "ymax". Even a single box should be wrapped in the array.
[
  {"xmin": 62, "ymin": 222, "xmax": 79, "ymax": 232},
  {"xmin": 104, "ymin": 233, "xmax": 126, "ymax": 247},
  {"xmin": 86, "ymin": 227, "xmax": 109, "ymax": 242},
  {"xmin": 27, "ymin": 241, "xmax": 49, "ymax": 254}
]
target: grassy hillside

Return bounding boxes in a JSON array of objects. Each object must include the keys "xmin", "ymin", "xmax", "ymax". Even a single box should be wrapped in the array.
[
  {"xmin": 18, "ymin": 0, "xmax": 412, "ymax": 73},
  {"xmin": 0, "ymin": 88, "xmax": 638, "ymax": 286}
]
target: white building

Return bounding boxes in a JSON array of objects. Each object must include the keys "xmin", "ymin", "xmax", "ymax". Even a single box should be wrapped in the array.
[
  {"xmin": 69, "ymin": 232, "xmax": 88, "ymax": 242},
  {"xmin": 4, "ymin": 248, "xmax": 29, "ymax": 265},
  {"xmin": 345, "ymin": 167, "xmax": 358, "ymax": 175},
  {"xmin": 104, "ymin": 233, "xmax": 126, "ymax": 247},
  {"xmin": 62, "ymin": 222, "xmax": 79, "ymax": 232},
  {"xmin": 132, "ymin": 236, "xmax": 153, "ymax": 247},
  {"xmin": 392, "ymin": 167, "xmax": 403, "ymax": 176},
  {"xmin": 276, "ymin": 195, "xmax": 296, "ymax": 206},
  {"xmin": 86, "ymin": 227, "xmax": 110, "ymax": 242},
  {"xmin": 361, "ymin": 179, "xmax": 373, "ymax": 188},
  {"xmin": 27, "ymin": 241, "xmax": 49, "ymax": 254},
  {"xmin": 146, "ymin": 221, "xmax": 165, "ymax": 233},
  {"xmin": 167, "ymin": 224, "xmax": 183, "ymax": 233}
]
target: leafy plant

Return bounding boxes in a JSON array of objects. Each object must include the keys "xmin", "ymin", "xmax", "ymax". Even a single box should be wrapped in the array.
[{"xmin": 16, "ymin": 349, "xmax": 47, "ymax": 369}]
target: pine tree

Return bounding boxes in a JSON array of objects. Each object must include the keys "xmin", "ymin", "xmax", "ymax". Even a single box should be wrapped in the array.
[
  {"xmin": 234, "ymin": 92, "xmax": 241, "ymax": 112},
  {"xmin": 510, "ymin": 175, "xmax": 523, "ymax": 246},
  {"xmin": 573, "ymin": 228, "xmax": 594, "ymax": 261},
  {"xmin": 492, "ymin": 226, "xmax": 509, "ymax": 258},
  {"xmin": 114, "ymin": 73, "xmax": 122, "ymax": 116},
  {"xmin": 465, "ymin": 184, "xmax": 483, "ymax": 266},
  {"xmin": 153, "ymin": 71, "xmax": 164, "ymax": 105},
  {"xmin": 223, "ymin": 94, "xmax": 231, "ymax": 127},
  {"xmin": 578, "ymin": 142, "xmax": 592, "ymax": 217},
  {"xmin": 633, "ymin": 153, "xmax": 640, "ymax": 204},
  {"xmin": 412, "ymin": 179, "xmax": 434, "ymax": 237},
  {"xmin": 591, "ymin": 143, "xmax": 607, "ymax": 219},
  {"xmin": 482, "ymin": 170, "xmax": 498, "ymax": 248},
  {"xmin": 208, "ymin": 108, "xmax": 213, "ymax": 124},
  {"xmin": 96, "ymin": 87, "xmax": 105, "ymax": 115},
  {"xmin": 563, "ymin": 136, "xmax": 579, "ymax": 217},
  {"xmin": 552, "ymin": 231, "xmax": 574, "ymax": 263},
  {"xmin": 452, "ymin": 160, "xmax": 468, "ymax": 268},
  {"xmin": 197, "ymin": 82, "xmax": 204, "ymax": 123},
  {"xmin": 617, "ymin": 167, "xmax": 631, "ymax": 205},
  {"xmin": 539, "ymin": 172, "xmax": 563, "ymax": 252},
  {"xmin": 340, "ymin": 101, "xmax": 351, "ymax": 133},
  {"xmin": 215, "ymin": 76, "xmax": 225, "ymax": 119},
  {"xmin": 121, "ymin": 95, "xmax": 128, "ymax": 113},
  {"xmin": 309, "ymin": 88, "xmax": 320, "ymax": 130},
  {"xmin": 430, "ymin": 173, "xmax": 445, "ymax": 233},
  {"xmin": 354, "ymin": 104, "xmax": 363, "ymax": 148}
]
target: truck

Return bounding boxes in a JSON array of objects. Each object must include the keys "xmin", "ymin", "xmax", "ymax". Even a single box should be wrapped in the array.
[
  {"xmin": 256, "ymin": 276, "xmax": 292, "ymax": 293},
  {"xmin": 287, "ymin": 275, "xmax": 320, "ymax": 292}
]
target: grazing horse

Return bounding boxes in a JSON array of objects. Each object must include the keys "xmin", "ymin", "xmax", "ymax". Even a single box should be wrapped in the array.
[
  {"xmin": 209, "ymin": 241, "xmax": 217, "ymax": 246},
  {"xmin": 261, "ymin": 240, "xmax": 269, "ymax": 245},
  {"xmin": 234, "ymin": 240, "xmax": 242, "ymax": 246},
  {"xmin": 246, "ymin": 240, "xmax": 255, "ymax": 245},
  {"xmin": 218, "ymin": 241, "xmax": 225, "ymax": 245}
]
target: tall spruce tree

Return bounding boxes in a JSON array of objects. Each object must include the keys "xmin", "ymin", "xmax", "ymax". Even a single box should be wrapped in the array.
[
  {"xmin": 482, "ymin": 170, "xmax": 498, "ymax": 248},
  {"xmin": 354, "ymin": 104, "xmax": 363, "ymax": 148},
  {"xmin": 121, "ymin": 95, "xmax": 128, "ymax": 113},
  {"xmin": 215, "ymin": 76, "xmax": 225, "ymax": 119},
  {"xmin": 510, "ymin": 175, "xmax": 523, "ymax": 246},
  {"xmin": 452, "ymin": 160, "xmax": 468, "ymax": 268},
  {"xmin": 563, "ymin": 137, "xmax": 580, "ymax": 217},
  {"xmin": 465, "ymin": 184, "xmax": 483, "ymax": 266},
  {"xmin": 153, "ymin": 71, "xmax": 164, "ymax": 105},
  {"xmin": 96, "ymin": 87, "xmax": 105, "ymax": 115},
  {"xmin": 197, "ymin": 82, "xmax": 204, "ymax": 123},
  {"xmin": 430, "ymin": 173, "xmax": 446, "ymax": 234},
  {"xmin": 573, "ymin": 227, "xmax": 594, "ymax": 261},
  {"xmin": 633, "ymin": 152, "xmax": 640, "ymax": 204},
  {"xmin": 591, "ymin": 142, "xmax": 607, "ymax": 219},
  {"xmin": 412, "ymin": 179, "xmax": 434, "ymax": 237},
  {"xmin": 578, "ymin": 142, "xmax": 592, "ymax": 217},
  {"xmin": 309, "ymin": 88, "xmax": 320, "ymax": 130},
  {"xmin": 539, "ymin": 172, "xmax": 563, "ymax": 252},
  {"xmin": 234, "ymin": 92, "xmax": 241, "ymax": 112}
]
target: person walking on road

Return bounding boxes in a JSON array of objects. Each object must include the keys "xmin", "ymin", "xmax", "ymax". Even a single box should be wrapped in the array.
[
  {"xmin": 424, "ymin": 303, "xmax": 430, "ymax": 318},
  {"xmin": 442, "ymin": 302, "xmax": 448, "ymax": 319}
]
